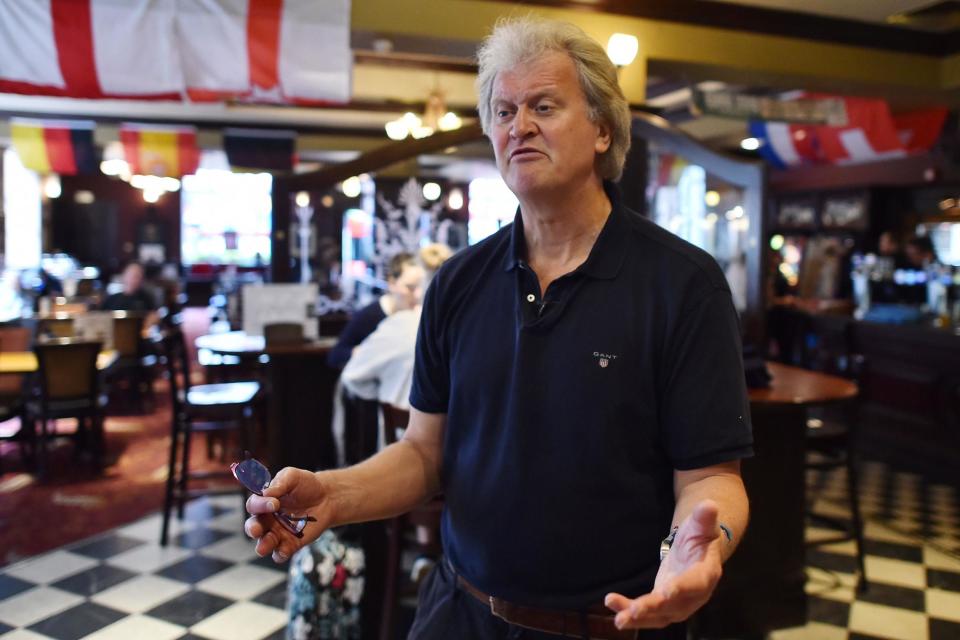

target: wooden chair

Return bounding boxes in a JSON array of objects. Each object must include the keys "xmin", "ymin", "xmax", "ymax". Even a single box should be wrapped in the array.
[
  {"xmin": 379, "ymin": 403, "xmax": 443, "ymax": 640},
  {"xmin": 107, "ymin": 311, "xmax": 154, "ymax": 413},
  {"xmin": 263, "ymin": 322, "xmax": 305, "ymax": 346},
  {"xmin": 159, "ymin": 329, "xmax": 262, "ymax": 545},
  {"xmin": 38, "ymin": 315, "xmax": 75, "ymax": 340},
  {"xmin": 26, "ymin": 339, "xmax": 106, "ymax": 479}
]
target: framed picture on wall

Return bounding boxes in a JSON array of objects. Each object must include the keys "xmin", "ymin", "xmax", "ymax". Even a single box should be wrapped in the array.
[
  {"xmin": 821, "ymin": 191, "xmax": 869, "ymax": 230},
  {"xmin": 776, "ymin": 197, "xmax": 817, "ymax": 229}
]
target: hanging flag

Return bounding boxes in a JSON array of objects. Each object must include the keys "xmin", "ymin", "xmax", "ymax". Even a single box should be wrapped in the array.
[
  {"xmin": 10, "ymin": 119, "xmax": 99, "ymax": 175},
  {"xmin": 814, "ymin": 96, "xmax": 905, "ymax": 165},
  {"xmin": 750, "ymin": 95, "xmax": 947, "ymax": 168},
  {"xmin": 120, "ymin": 124, "xmax": 200, "ymax": 177},
  {"xmin": 0, "ymin": 0, "xmax": 351, "ymax": 104},
  {"xmin": 223, "ymin": 128, "xmax": 296, "ymax": 172},
  {"xmin": 747, "ymin": 121, "xmax": 819, "ymax": 169},
  {"xmin": 893, "ymin": 108, "xmax": 948, "ymax": 153}
]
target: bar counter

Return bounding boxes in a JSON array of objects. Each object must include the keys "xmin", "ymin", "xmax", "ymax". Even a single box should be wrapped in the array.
[{"xmin": 778, "ymin": 305, "xmax": 960, "ymax": 477}]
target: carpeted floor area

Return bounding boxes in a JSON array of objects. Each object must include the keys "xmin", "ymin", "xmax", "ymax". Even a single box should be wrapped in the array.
[{"xmin": 0, "ymin": 308, "xmax": 233, "ymax": 568}]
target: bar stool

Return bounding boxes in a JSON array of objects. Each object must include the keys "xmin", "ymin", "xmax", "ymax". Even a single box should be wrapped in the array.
[
  {"xmin": 805, "ymin": 341, "xmax": 868, "ymax": 591},
  {"xmin": 158, "ymin": 329, "xmax": 262, "ymax": 546}
]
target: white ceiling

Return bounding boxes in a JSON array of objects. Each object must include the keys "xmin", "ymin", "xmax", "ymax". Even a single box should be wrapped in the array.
[{"xmin": 700, "ymin": 0, "xmax": 940, "ymax": 24}]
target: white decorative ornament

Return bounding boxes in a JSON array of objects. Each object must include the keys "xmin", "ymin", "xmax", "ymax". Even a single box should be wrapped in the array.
[{"xmin": 343, "ymin": 577, "xmax": 365, "ymax": 605}]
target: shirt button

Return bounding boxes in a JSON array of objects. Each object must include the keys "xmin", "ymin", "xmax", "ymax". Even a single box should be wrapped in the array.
[{"xmin": 526, "ymin": 294, "xmax": 536, "ymax": 303}]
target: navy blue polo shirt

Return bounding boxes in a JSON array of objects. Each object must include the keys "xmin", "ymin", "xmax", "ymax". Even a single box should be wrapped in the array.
[{"xmin": 410, "ymin": 183, "xmax": 753, "ymax": 609}]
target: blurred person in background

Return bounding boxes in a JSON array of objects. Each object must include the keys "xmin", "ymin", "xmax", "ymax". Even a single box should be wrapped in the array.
[
  {"xmin": 326, "ymin": 252, "xmax": 424, "ymax": 370},
  {"xmin": 100, "ymin": 262, "xmax": 157, "ymax": 313}
]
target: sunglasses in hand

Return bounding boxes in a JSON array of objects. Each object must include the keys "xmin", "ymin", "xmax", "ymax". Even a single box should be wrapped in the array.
[{"xmin": 230, "ymin": 454, "xmax": 317, "ymax": 538}]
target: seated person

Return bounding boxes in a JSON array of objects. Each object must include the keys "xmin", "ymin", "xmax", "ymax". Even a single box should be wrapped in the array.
[
  {"xmin": 101, "ymin": 262, "xmax": 157, "ymax": 313},
  {"xmin": 340, "ymin": 306, "xmax": 421, "ymax": 410},
  {"xmin": 326, "ymin": 252, "xmax": 424, "ymax": 369},
  {"xmin": 340, "ymin": 244, "xmax": 452, "ymax": 418}
]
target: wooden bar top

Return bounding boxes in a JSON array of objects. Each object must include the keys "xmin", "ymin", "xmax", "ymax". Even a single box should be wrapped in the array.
[{"xmin": 749, "ymin": 361, "xmax": 857, "ymax": 406}]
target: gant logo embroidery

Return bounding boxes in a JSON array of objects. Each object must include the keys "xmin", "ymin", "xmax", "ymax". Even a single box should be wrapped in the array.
[{"xmin": 593, "ymin": 352, "xmax": 618, "ymax": 368}]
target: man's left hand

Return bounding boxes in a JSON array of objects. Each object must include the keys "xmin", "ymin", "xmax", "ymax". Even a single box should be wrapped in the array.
[{"xmin": 604, "ymin": 500, "xmax": 724, "ymax": 629}]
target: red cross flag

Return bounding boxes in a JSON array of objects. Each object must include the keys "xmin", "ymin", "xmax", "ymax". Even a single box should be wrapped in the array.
[{"xmin": 0, "ymin": 0, "xmax": 351, "ymax": 104}]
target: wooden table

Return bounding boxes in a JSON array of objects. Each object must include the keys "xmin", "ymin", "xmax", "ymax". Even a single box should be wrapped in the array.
[
  {"xmin": 195, "ymin": 332, "xmax": 339, "ymax": 471},
  {"xmin": 696, "ymin": 362, "xmax": 858, "ymax": 637},
  {"xmin": 0, "ymin": 350, "xmax": 119, "ymax": 374}
]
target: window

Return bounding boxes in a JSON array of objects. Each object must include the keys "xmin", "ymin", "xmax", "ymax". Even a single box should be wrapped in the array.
[{"xmin": 181, "ymin": 169, "xmax": 272, "ymax": 267}]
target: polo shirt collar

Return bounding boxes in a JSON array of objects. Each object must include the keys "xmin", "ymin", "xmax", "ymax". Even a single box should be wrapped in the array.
[{"xmin": 502, "ymin": 180, "xmax": 629, "ymax": 280}]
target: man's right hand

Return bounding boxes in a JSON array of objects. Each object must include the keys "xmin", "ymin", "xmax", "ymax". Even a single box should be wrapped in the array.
[{"xmin": 243, "ymin": 467, "xmax": 336, "ymax": 563}]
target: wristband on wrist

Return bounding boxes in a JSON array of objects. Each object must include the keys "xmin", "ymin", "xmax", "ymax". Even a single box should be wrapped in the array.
[
  {"xmin": 719, "ymin": 522, "xmax": 733, "ymax": 544},
  {"xmin": 659, "ymin": 522, "xmax": 734, "ymax": 562}
]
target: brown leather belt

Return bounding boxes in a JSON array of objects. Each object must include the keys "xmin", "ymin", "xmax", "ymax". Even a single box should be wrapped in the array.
[{"xmin": 455, "ymin": 573, "xmax": 638, "ymax": 640}]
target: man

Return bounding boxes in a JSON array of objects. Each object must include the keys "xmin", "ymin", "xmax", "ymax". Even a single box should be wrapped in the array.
[
  {"xmin": 246, "ymin": 17, "xmax": 751, "ymax": 639},
  {"xmin": 100, "ymin": 262, "xmax": 156, "ymax": 312}
]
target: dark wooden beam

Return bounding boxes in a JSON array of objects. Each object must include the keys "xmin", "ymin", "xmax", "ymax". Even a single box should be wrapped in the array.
[
  {"xmin": 769, "ymin": 154, "xmax": 941, "ymax": 192},
  {"xmin": 284, "ymin": 124, "xmax": 485, "ymax": 191}
]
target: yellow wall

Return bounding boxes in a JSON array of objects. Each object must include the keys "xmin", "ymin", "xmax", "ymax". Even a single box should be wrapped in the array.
[{"xmin": 352, "ymin": 0, "xmax": 949, "ymax": 105}]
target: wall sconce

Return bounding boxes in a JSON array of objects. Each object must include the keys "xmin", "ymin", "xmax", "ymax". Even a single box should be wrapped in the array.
[{"xmin": 606, "ymin": 33, "xmax": 639, "ymax": 68}]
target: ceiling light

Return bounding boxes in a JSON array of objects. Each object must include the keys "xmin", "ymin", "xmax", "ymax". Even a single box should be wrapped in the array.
[
  {"xmin": 321, "ymin": 195, "xmax": 334, "ymax": 208},
  {"xmin": 295, "ymin": 191, "xmax": 310, "ymax": 208},
  {"xmin": 448, "ymin": 188, "xmax": 464, "ymax": 210},
  {"xmin": 142, "ymin": 188, "xmax": 162, "ymax": 203},
  {"xmin": 422, "ymin": 182, "xmax": 442, "ymax": 201},
  {"xmin": 438, "ymin": 112, "xmax": 462, "ymax": 132},
  {"xmin": 385, "ymin": 119, "xmax": 408, "ymax": 141},
  {"xmin": 740, "ymin": 137, "xmax": 761, "ymax": 151},
  {"xmin": 704, "ymin": 190, "xmax": 720, "ymax": 207},
  {"xmin": 606, "ymin": 33, "xmax": 639, "ymax": 67},
  {"xmin": 43, "ymin": 175, "xmax": 61, "ymax": 199},
  {"xmin": 341, "ymin": 176, "xmax": 361, "ymax": 198},
  {"xmin": 74, "ymin": 190, "xmax": 95, "ymax": 204},
  {"xmin": 411, "ymin": 125, "xmax": 434, "ymax": 139}
]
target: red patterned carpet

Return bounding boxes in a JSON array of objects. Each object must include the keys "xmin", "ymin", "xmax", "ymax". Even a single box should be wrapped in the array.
[{"xmin": 0, "ymin": 309, "xmax": 235, "ymax": 567}]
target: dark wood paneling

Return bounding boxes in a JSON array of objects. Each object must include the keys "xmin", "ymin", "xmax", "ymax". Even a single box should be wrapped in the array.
[{"xmin": 54, "ymin": 174, "xmax": 180, "ymax": 276}]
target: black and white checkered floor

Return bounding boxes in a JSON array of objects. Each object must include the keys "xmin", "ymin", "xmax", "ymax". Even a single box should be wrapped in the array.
[{"xmin": 0, "ymin": 460, "xmax": 957, "ymax": 640}]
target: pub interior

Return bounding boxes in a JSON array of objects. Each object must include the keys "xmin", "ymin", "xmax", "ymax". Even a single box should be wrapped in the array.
[{"xmin": 0, "ymin": 1, "xmax": 959, "ymax": 639}]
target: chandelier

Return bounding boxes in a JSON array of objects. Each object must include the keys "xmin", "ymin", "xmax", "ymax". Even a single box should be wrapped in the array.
[{"xmin": 385, "ymin": 90, "xmax": 462, "ymax": 140}]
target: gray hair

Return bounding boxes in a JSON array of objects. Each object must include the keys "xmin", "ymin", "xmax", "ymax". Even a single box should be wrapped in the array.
[{"xmin": 476, "ymin": 17, "xmax": 632, "ymax": 181}]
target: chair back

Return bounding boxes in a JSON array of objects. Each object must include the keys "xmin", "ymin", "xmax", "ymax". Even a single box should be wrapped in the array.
[
  {"xmin": 159, "ymin": 329, "xmax": 192, "ymax": 415},
  {"xmin": 39, "ymin": 316, "xmax": 75, "ymax": 339},
  {"xmin": 33, "ymin": 339, "xmax": 102, "ymax": 403},
  {"xmin": 0, "ymin": 326, "xmax": 32, "ymax": 397},
  {"xmin": 264, "ymin": 322, "xmax": 305, "ymax": 346},
  {"xmin": 112, "ymin": 312, "xmax": 145, "ymax": 358},
  {"xmin": 75, "ymin": 279, "xmax": 98, "ymax": 297},
  {"xmin": 380, "ymin": 403, "xmax": 410, "ymax": 446}
]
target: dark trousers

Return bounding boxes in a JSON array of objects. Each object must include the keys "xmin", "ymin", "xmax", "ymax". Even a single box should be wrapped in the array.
[{"xmin": 408, "ymin": 560, "xmax": 687, "ymax": 640}]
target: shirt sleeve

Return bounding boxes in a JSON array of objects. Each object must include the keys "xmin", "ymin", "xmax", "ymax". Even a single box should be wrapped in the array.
[
  {"xmin": 659, "ymin": 287, "xmax": 754, "ymax": 470},
  {"xmin": 409, "ymin": 275, "xmax": 449, "ymax": 414}
]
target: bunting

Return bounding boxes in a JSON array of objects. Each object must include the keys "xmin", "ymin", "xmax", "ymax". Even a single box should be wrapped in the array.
[
  {"xmin": 0, "ymin": 0, "xmax": 351, "ymax": 104},
  {"xmin": 749, "ymin": 96, "xmax": 947, "ymax": 168},
  {"xmin": 120, "ymin": 125, "xmax": 200, "ymax": 178},
  {"xmin": 10, "ymin": 118, "xmax": 99, "ymax": 175}
]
